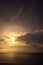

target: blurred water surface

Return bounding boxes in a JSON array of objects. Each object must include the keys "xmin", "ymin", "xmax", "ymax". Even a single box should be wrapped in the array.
[{"xmin": 0, "ymin": 52, "xmax": 43, "ymax": 65}]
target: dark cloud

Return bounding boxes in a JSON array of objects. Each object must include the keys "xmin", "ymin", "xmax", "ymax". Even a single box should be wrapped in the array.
[
  {"xmin": 30, "ymin": 44, "xmax": 43, "ymax": 51},
  {"xmin": 16, "ymin": 32, "xmax": 43, "ymax": 44},
  {"xmin": 0, "ymin": 0, "xmax": 43, "ymax": 33},
  {"xmin": 0, "ymin": 38, "xmax": 5, "ymax": 42}
]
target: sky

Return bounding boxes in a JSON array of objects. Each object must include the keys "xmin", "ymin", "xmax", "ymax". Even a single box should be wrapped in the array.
[{"xmin": 0, "ymin": 0, "xmax": 43, "ymax": 52}]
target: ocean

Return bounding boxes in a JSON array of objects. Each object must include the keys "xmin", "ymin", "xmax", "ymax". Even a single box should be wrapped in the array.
[{"xmin": 0, "ymin": 52, "xmax": 43, "ymax": 65}]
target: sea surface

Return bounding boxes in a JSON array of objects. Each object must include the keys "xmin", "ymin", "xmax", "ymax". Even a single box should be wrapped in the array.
[{"xmin": 0, "ymin": 52, "xmax": 43, "ymax": 65}]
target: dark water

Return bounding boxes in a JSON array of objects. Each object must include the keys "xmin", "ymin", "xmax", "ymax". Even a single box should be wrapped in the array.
[{"xmin": 0, "ymin": 52, "xmax": 43, "ymax": 65}]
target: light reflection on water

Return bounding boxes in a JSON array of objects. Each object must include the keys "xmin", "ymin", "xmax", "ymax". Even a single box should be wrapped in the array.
[
  {"xmin": 0, "ymin": 52, "xmax": 32, "ymax": 63},
  {"xmin": 0, "ymin": 52, "xmax": 14, "ymax": 63},
  {"xmin": 0, "ymin": 52, "xmax": 43, "ymax": 64}
]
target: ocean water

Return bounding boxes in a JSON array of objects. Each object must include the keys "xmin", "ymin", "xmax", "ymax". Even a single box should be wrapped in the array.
[{"xmin": 0, "ymin": 52, "xmax": 43, "ymax": 65}]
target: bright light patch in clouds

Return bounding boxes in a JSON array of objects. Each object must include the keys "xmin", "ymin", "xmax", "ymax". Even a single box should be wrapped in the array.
[{"xmin": 0, "ymin": 0, "xmax": 43, "ymax": 53}]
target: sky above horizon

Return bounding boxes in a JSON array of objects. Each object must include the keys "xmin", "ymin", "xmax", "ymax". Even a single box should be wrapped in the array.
[{"xmin": 0, "ymin": 0, "xmax": 43, "ymax": 52}]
